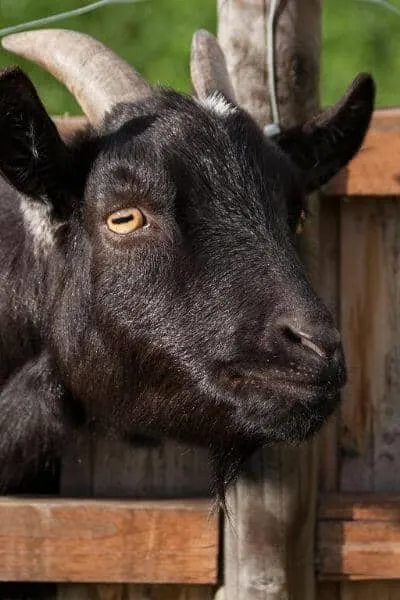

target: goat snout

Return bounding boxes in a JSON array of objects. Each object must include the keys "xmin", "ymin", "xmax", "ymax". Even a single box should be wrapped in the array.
[{"xmin": 277, "ymin": 317, "xmax": 346, "ymax": 387}]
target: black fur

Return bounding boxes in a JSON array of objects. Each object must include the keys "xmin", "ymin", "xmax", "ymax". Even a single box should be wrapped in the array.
[{"xmin": 0, "ymin": 67, "xmax": 375, "ymax": 500}]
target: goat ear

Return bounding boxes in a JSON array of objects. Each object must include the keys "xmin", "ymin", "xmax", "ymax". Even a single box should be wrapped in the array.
[
  {"xmin": 275, "ymin": 74, "xmax": 375, "ymax": 193},
  {"xmin": 0, "ymin": 67, "xmax": 70, "ymax": 200}
]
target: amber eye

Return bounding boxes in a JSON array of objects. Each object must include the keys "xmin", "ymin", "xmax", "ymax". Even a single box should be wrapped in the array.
[{"xmin": 106, "ymin": 208, "xmax": 146, "ymax": 234}]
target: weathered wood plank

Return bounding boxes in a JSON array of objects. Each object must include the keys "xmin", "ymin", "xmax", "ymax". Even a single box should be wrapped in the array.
[
  {"xmin": 318, "ymin": 494, "xmax": 400, "ymax": 580},
  {"xmin": 328, "ymin": 109, "xmax": 400, "ymax": 197},
  {"xmin": 91, "ymin": 439, "xmax": 212, "ymax": 499},
  {"xmin": 90, "ymin": 439, "xmax": 216, "ymax": 600},
  {"xmin": 340, "ymin": 582, "xmax": 400, "ymax": 600},
  {"xmin": 0, "ymin": 498, "xmax": 218, "ymax": 584},
  {"xmin": 318, "ymin": 583, "xmax": 340, "ymax": 600},
  {"xmin": 58, "ymin": 435, "xmax": 216, "ymax": 600},
  {"xmin": 217, "ymin": 0, "xmax": 320, "ymax": 129},
  {"xmin": 340, "ymin": 199, "xmax": 382, "ymax": 491},
  {"xmin": 317, "ymin": 198, "xmax": 341, "ymax": 600},
  {"xmin": 339, "ymin": 197, "xmax": 400, "ymax": 492},
  {"xmin": 318, "ymin": 198, "xmax": 340, "ymax": 495},
  {"xmin": 224, "ymin": 442, "xmax": 318, "ymax": 597},
  {"xmin": 59, "ymin": 584, "xmax": 216, "ymax": 600},
  {"xmin": 338, "ymin": 196, "xmax": 400, "ymax": 599},
  {"xmin": 58, "ymin": 586, "xmax": 214, "ymax": 600},
  {"xmin": 319, "ymin": 493, "xmax": 400, "ymax": 520}
]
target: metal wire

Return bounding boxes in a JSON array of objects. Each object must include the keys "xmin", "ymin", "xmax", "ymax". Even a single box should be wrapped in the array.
[
  {"xmin": 355, "ymin": 0, "xmax": 400, "ymax": 17},
  {"xmin": 265, "ymin": 0, "xmax": 283, "ymax": 134},
  {"xmin": 0, "ymin": 0, "xmax": 146, "ymax": 37}
]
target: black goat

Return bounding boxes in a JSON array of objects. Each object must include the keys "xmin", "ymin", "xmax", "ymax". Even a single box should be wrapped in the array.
[{"xmin": 0, "ymin": 29, "xmax": 374, "ymax": 496}]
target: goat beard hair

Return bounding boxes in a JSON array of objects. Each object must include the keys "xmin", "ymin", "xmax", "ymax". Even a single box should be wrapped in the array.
[{"xmin": 210, "ymin": 444, "xmax": 259, "ymax": 512}]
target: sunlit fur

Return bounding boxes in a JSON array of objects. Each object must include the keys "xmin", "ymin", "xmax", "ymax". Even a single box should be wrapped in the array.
[{"xmin": 0, "ymin": 68, "xmax": 374, "ymax": 502}]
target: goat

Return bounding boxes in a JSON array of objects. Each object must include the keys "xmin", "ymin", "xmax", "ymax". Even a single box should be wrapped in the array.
[{"xmin": 0, "ymin": 29, "xmax": 374, "ymax": 497}]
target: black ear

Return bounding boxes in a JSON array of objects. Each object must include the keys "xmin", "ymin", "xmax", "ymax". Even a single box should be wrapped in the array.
[
  {"xmin": 275, "ymin": 74, "xmax": 375, "ymax": 193},
  {"xmin": 0, "ymin": 67, "xmax": 70, "ymax": 200}
]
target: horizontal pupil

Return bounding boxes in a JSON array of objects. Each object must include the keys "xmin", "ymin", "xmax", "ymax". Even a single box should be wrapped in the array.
[{"xmin": 112, "ymin": 214, "xmax": 134, "ymax": 225}]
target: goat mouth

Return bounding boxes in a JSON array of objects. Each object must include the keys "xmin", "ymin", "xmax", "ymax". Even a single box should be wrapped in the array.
[
  {"xmin": 219, "ymin": 365, "xmax": 346, "ymax": 398},
  {"xmin": 214, "ymin": 365, "xmax": 344, "ymax": 442},
  {"xmin": 239, "ymin": 380, "xmax": 341, "ymax": 444}
]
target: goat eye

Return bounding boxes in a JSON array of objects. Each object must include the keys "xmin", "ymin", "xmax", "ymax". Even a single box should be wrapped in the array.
[{"xmin": 106, "ymin": 208, "xmax": 146, "ymax": 234}]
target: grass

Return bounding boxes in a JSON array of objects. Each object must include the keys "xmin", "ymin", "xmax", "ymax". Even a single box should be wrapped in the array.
[{"xmin": 0, "ymin": 0, "xmax": 399, "ymax": 114}]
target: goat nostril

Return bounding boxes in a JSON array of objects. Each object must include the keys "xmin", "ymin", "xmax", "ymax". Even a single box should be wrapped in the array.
[
  {"xmin": 298, "ymin": 334, "xmax": 325, "ymax": 358},
  {"xmin": 282, "ymin": 324, "xmax": 326, "ymax": 358}
]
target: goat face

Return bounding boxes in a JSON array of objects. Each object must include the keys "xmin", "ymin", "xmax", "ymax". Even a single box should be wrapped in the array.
[
  {"xmin": 78, "ymin": 92, "xmax": 346, "ymax": 450},
  {"xmin": 0, "ymin": 33, "xmax": 374, "ymax": 485}
]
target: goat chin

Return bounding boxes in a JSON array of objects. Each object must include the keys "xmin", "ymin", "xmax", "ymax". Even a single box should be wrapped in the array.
[{"xmin": 208, "ymin": 390, "xmax": 339, "ymax": 509}]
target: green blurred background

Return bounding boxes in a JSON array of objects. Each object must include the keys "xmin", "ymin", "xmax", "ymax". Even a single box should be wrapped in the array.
[{"xmin": 0, "ymin": 0, "xmax": 398, "ymax": 115}]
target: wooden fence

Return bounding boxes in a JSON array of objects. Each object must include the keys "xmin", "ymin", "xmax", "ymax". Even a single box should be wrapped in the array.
[
  {"xmin": 318, "ymin": 107, "xmax": 400, "ymax": 600},
  {"xmin": 2, "ymin": 110, "xmax": 400, "ymax": 600},
  {"xmin": 2, "ymin": 3, "xmax": 400, "ymax": 600}
]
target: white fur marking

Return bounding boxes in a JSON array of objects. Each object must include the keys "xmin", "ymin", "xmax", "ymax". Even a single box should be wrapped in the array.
[
  {"xmin": 202, "ymin": 92, "xmax": 237, "ymax": 117},
  {"xmin": 20, "ymin": 196, "xmax": 57, "ymax": 257}
]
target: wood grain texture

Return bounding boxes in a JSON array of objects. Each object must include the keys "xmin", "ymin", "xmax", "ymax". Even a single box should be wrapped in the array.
[
  {"xmin": 218, "ymin": 0, "xmax": 320, "ymax": 129},
  {"xmin": 318, "ymin": 198, "xmax": 341, "ymax": 495},
  {"xmin": 218, "ymin": 2, "xmax": 321, "ymax": 599},
  {"xmin": 318, "ymin": 494, "xmax": 400, "ymax": 580},
  {"xmin": 59, "ymin": 585, "xmax": 214, "ymax": 600},
  {"xmin": 58, "ymin": 435, "xmax": 216, "ymax": 600},
  {"xmin": 224, "ymin": 442, "xmax": 318, "ymax": 599},
  {"xmin": 328, "ymin": 109, "xmax": 400, "ymax": 197},
  {"xmin": 317, "ymin": 199, "xmax": 341, "ymax": 600},
  {"xmin": 319, "ymin": 493, "xmax": 400, "ymax": 521},
  {"xmin": 318, "ymin": 583, "xmax": 340, "ymax": 600},
  {"xmin": 339, "ymin": 582, "xmax": 400, "ymax": 600},
  {"xmin": 61, "ymin": 584, "xmax": 214, "ymax": 598},
  {"xmin": 336, "ymin": 195, "xmax": 400, "ymax": 599},
  {"xmin": 0, "ymin": 498, "xmax": 218, "ymax": 584},
  {"xmin": 339, "ymin": 198, "xmax": 400, "ymax": 492}
]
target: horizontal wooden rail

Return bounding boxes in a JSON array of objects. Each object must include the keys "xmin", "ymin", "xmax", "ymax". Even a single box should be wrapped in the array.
[
  {"xmin": 0, "ymin": 498, "xmax": 218, "ymax": 584},
  {"xmin": 328, "ymin": 108, "xmax": 400, "ymax": 197},
  {"xmin": 3, "ymin": 492, "xmax": 400, "ymax": 583},
  {"xmin": 317, "ymin": 493, "xmax": 400, "ymax": 580}
]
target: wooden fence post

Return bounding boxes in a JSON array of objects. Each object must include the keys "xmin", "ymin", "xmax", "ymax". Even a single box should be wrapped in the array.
[{"xmin": 218, "ymin": 1, "xmax": 322, "ymax": 599}]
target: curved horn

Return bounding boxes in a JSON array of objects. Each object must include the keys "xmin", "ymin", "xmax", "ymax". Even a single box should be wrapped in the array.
[
  {"xmin": 2, "ymin": 29, "xmax": 152, "ymax": 128},
  {"xmin": 191, "ymin": 30, "xmax": 236, "ymax": 103}
]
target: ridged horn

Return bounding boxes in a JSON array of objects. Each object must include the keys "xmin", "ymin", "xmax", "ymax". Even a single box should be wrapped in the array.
[
  {"xmin": 2, "ymin": 29, "xmax": 152, "ymax": 128},
  {"xmin": 191, "ymin": 30, "xmax": 236, "ymax": 102}
]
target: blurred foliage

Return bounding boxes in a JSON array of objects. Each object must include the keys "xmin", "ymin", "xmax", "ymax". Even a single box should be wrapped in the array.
[
  {"xmin": 0, "ymin": 0, "xmax": 217, "ymax": 114},
  {"xmin": 323, "ymin": 0, "xmax": 400, "ymax": 107},
  {"xmin": 0, "ymin": 0, "xmax": 399, "ymax": 114}
]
